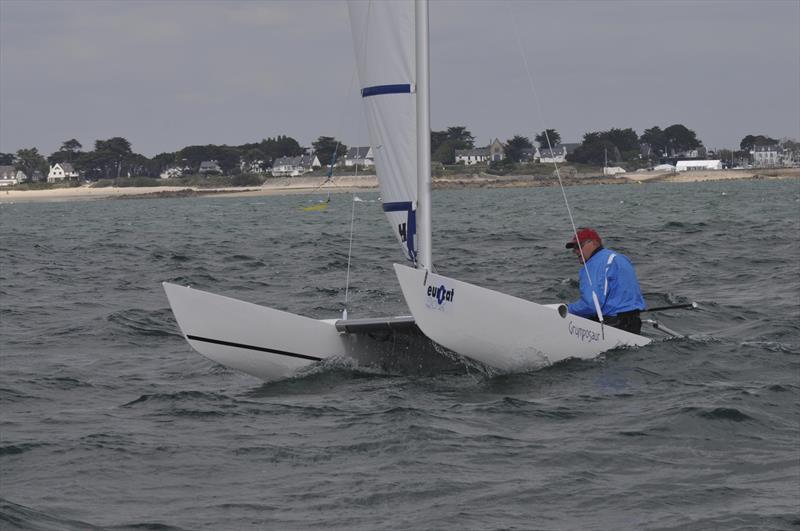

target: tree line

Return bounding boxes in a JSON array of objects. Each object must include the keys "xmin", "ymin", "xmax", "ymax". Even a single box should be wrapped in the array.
[
  {"xmin": 2, "ymin": 125, "xmax": 794, "ymax": 180},
  {"xmin": 0, "ymin": 136, "xmax": 307, "ymax": 181}
]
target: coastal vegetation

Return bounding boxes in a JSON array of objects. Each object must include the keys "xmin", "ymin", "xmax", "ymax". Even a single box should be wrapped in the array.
[{"xmin": 1, "ymin": 124, "xmax": 797, "ymax": 187}]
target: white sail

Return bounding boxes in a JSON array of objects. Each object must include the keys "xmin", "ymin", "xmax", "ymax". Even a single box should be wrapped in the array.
[{"xmin": 347, "ymin": 1, "xmax": 419, "ymax": 262}]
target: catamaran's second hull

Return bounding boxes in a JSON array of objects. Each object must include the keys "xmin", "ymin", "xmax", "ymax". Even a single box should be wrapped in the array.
[
  {"xmin": 163, "ymin": 282, "xmax": 346, "ymax": 380},
  {"xmin": 162, "ymin": 282, "xmax": 456, "ymax": 381}
]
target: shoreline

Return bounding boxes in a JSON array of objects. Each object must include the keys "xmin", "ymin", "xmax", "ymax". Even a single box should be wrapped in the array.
[{"xmin": 1, "ymin": 169, "xmax": 797, "ymax": 204}]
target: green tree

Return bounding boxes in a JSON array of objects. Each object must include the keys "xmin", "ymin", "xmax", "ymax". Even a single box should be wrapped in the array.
[
  {"xmin": 663, "ymin": 124, "xmax": 701, "ymax": 154},
  {"xmin": 739, "ymin": 134, "xmax": 778, "ymax": 151},
  {"xmin": 605, "ymin": 128, "xmax": 639, "ymax": 154},
  {"xmin": 147, "ymin": 152, "xmax": 177, "ymax": 177},
  {"xmin": 640, "ymin": 126, "xmax": 666, "ymax": 158},
  {"xmin": 93, "ymin": 137, "xmax": 134, "ymax": 178},
  {"xmin": 49, "ymin": 138, "xmax": 85, "ymax": 165},
  {"xmin": 61, "ymin": 138, "xmax": 82, "ymax": 155},
  {"xmin": 0, "ymin": 153, "xmax": 14, "ymax": 165},
  {"xmin": 780, "ymin": 138, "xmax": 800, "ymax": 157},
  {"xmin": 430, "ymin": 126, "xmax": 474, "ymax": 164},
  {"xmin": 445, "ymin": 126, "xmax": 474, "ymax": 147},
  {"xmin": 265, "ymin": 135, "xmax": 304, "ymax": 160},
  {"xmin": 14, "ymin": 148, "xmax": 49, "ymax": 176},
  {"xmin": 432, "ymin": 139, "xmax": 460, "ymax": 164},
  {"xmin": 430, "ymin": 130, "xmax": 449, "ymax": 155},
  {"xmin": 178, "ymin": 145, "xmax": 216, "ymax": 170},
  {"xmin": 566, "ymin": 132, "xmax": 619, "ymax": 165},
  {"xmin": 215, "ymin": 146, "xmax": 241, "ymax": 175},
  {"xmin": 534, "ymin": 129, "xmax": 561, "ymax": 149},
  {"xmin": 312, "ymin": 136, "xmax": 348, "ymax": 168},
  {"xmin": 505, "ymin": 135, "xmax": 533, "ymax": 163}
]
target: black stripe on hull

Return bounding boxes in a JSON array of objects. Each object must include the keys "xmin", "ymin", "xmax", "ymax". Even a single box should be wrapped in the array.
[{"xmin": 186, "ymin": 335, "xmax": 323, "ymax": 362}]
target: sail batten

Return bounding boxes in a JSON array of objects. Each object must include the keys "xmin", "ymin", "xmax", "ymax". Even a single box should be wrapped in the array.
[{"xmin": 361, "ymin": 84, "xmax": 413, "ymax": 97}]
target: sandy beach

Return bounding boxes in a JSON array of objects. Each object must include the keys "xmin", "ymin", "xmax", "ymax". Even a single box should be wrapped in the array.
[{"xmin": 1, "ymin": 168, "xmax": 797, "ymax": 203}]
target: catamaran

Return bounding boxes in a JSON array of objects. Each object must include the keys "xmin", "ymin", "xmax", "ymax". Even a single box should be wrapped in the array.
[{"xmin": 163, "ymin": 0, "xmax": 651, "ymax": 382}]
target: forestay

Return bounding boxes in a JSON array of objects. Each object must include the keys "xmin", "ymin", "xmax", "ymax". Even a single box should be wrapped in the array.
[{"xmin": 347, "ymin": 1, "xmax": 418, "ymax": 262}]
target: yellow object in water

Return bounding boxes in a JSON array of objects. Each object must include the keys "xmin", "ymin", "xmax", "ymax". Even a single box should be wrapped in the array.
[{"xmin": 301, "ymin": 202, "xmax": 329, "ymax": 212}]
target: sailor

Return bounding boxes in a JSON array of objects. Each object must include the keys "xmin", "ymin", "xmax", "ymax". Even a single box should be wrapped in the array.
[{"xmin": 565, "ymin": 227, "xmax": 646, "ymax": 334}]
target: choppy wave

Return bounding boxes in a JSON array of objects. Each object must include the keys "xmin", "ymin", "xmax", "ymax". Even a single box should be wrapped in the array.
[{"xmin": 1, "ymin": 181, "xmax": 798, "ymax": 530}]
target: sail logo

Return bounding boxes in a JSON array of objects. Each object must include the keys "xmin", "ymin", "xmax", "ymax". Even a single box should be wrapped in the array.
[
  {"xmin": 425, "ymin": 283, "xmax": 455, "ymax": 312},
  {"xmin": 398, "ymin": 222, "xmax": 407, "ymax": 242}
]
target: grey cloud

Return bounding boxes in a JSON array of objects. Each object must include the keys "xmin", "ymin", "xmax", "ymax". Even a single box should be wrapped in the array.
[{"xmin": 1, "ymin": 0, "xmax": 797, "ymax": 157}]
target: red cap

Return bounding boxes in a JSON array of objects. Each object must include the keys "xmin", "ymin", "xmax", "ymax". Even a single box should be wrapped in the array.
[{"xmin": 566, "ymin": 228, "xmax": 602, "ymax": 249}]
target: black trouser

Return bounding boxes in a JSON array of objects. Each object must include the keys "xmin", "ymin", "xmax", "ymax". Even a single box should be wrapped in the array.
[
  {"xmin": 589, "ymin": 310, "xmax": 642, "ymax": 335},
  {"xmin": 605, "ymin": 310, "xmax": 642, "ymax": 334}
]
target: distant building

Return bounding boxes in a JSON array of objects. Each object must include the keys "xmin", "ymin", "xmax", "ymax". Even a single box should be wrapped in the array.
[
  {"xmin": 240, "ymin": 159, "xmax": 267, "ymax": 174},
  {"xmin": 519, "ymin": 147, "xmax": 539, "ymax": 162},
  {"xmin": 455, "ymin": 139, "xmax": 505, "ymax": 165},
  {"xmin": 488, "ymin": 138, "xmax": 504, "ymax": 162},
  {"xmin": 750, "ymin": 145, "xmax": 786, "ymax": 168},
  {"xmin": 653, "ymin": 163, "xmax": 676, "ymax": 172},
  {"xmin": 671, "ymin": 148, "xmax": 704, "ymax": 159},
  {"xmin": 603, "ymin": 166, "xmax": 626, "ymax": 177},
  {"xmin": 271, "ymin": 154, "xmax": 321, "ymax": 177},
  {"xmin": 0, "ymin": 166, "xmax": 26, "ymax": 186},
  {"xmin": 47, "ymin": 163, "xmax": 79, "ymax": 183},
  {"xmin": 344, "ymin": 147, "xmax": 374, "ymax": 167},
  {"xmin": 675, "ymin": 160, "xmax": 722, "ymax": 172},
  {"xmin": 199, "ymin": 160, "xmax": 223, "ymax": 175},
  {"xmin": 535, "ymin": 143, "xmax": 580, "ymax": 164},
  {"xmin": 160, "ymin": 166, "xmax": 185, "ymax": 179},
  {"xmin": 455, "ymin": 147, "xmax": 490, "ymax": 165}
]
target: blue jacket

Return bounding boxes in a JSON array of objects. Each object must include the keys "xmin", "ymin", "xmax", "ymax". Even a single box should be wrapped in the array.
[{"xmin": 568, "ymin": 247, "xmax": 646, "ymax": 319}]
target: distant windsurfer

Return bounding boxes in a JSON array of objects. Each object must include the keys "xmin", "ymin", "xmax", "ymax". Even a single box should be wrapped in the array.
[{"xmin": 565, "ymin": 228, "xmax": 646, "ymax": 334}]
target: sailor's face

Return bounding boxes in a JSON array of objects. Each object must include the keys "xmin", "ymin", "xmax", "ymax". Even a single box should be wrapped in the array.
[{"xmin": 572, "ymin": 239, "xmax": 599, "ymax": 263}]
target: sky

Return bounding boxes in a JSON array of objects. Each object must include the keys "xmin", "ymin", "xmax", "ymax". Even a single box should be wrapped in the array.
[{"xmin": 1, "ymin": 0, "xmax": 798, "ymax": 158}]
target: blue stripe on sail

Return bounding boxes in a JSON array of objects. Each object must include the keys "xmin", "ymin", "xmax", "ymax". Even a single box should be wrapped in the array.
[
  {"xmin": 383, "ymin": 201, "xmax": 417, "ymax": 262},
  {"xmin": 382, "ymin": 201, "xmax": 413, "ymax": 213},
  {"xmin": 362, "ymin": 84, "xmax": 412, "ymax": 98}
]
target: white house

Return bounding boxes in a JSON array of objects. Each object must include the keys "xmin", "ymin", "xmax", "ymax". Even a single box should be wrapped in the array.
[
  {"xmin": 455, "ymin": 139, "xmax": 505, "ymax": 165},
  {"xmin": 653, "ymin": 163, "xmax": 676, "ymax": 172},
  {"xmin": 160, "ymin": 166, "xmax": 185, "ymax": 179},
  {"xmin": 455, "ymin": 147, "xmax": 490, "ymax": 165},
  {"xmin": 672, "ymin": 148, "xmax": 702, "ymax": 159},
  {"xmin": 535, "ymin": 143, "xmax": 580, "ymax": 164},
  {"xmin": 750, "ymin": 145, "xmax": 786, "ymax": 168},
  {"xmin": 0, "ymin": 166, "xmax": 26, "ymax": 186},
  {"xmin": 271, "ymin": 155, "xmax": 321, "ymax": 177},
  {"xmin": 240, "ymin": 159, "xmax": 266, "ymax": 174},
  {"xmin": 47, "ymin": 163, "xmax": 80, "ymax": 183},
  {"xmin": 603, "ymin": 166, "xmax": 626, "ymax": 177},
  {"xmin": 344, "ymin": 147, "xmax": 374, "ymax": 167},
  {"xmin": 675, "ymin": 160, "xmax": 722, "ymax": 172},
  {"xmin": 199, "ymin": 160, "xmax": 222, "ymax": 175},
  {"xmin": 537, "ymin": 146, "xmax": 566, "ymax": 164}
]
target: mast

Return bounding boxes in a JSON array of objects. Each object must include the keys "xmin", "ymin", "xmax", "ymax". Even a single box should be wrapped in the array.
[{"xmin": 415, "ymin": 0, "xmax": 432, "ymax": 270}]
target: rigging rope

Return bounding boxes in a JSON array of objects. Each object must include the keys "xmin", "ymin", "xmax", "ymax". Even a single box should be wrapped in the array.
[
  {"xmin": 342, "ymin": 194, "xmax": 358, "ymax": 320},
  {"xmin": 305, "ymin": 58, "xmax": 361, "ymax": 198},
  {"xmin": 340, "ymin": 2, "xmax": 376, "ymax": 319},
  {"xmin": 508, "ymin": 6, "xmax": 604, "ymax": 329}
]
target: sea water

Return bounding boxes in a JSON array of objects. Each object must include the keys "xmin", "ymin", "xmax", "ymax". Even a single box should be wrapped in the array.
[{"xmin": 1, "ymin": 179, "xmax": 798, "ymax": 530}]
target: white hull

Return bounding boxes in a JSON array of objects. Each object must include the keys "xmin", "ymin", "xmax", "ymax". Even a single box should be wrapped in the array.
[
  {"xmin": 394, "ymin": 264, "xmax": 650, "ymax": 371},
  {"xmin": 163, "ymin": 282, "xmax": 346, "ymax": 380},
  {"xmin": 162, "ymin": 282, "xmax": 456, "ymax": 381}
]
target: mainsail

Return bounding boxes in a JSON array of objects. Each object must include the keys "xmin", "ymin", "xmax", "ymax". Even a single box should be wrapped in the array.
[{"xmin": 347, "ymin": 1, "xmax": 418, "ymax": 262}]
